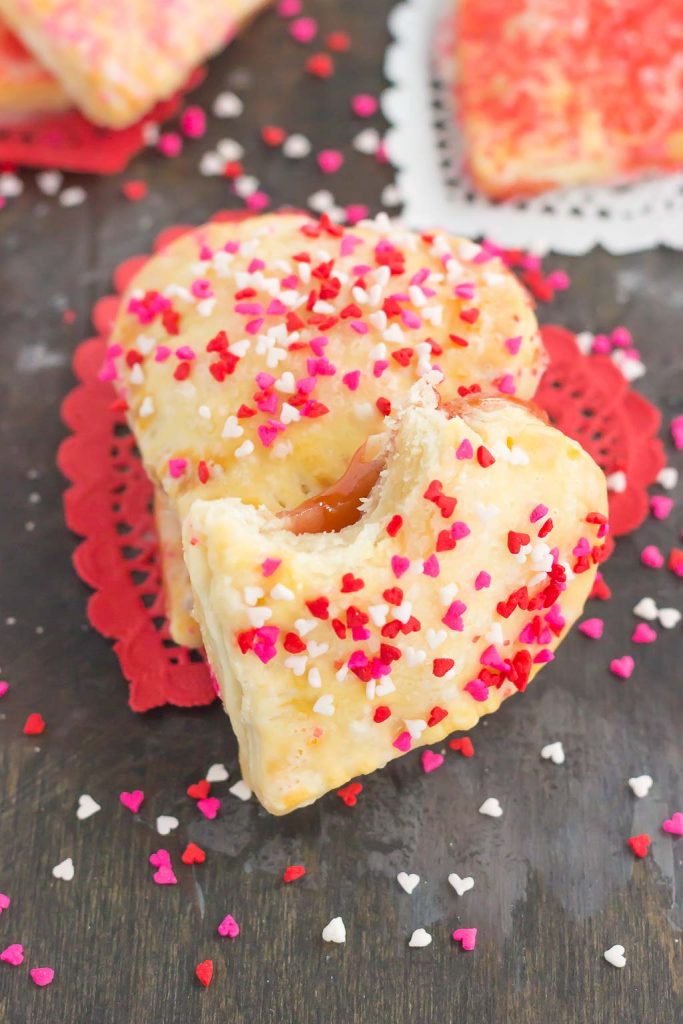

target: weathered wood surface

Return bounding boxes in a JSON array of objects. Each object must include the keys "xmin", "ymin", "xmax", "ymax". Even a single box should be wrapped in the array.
[{"xmin": 0, "ymin": 2, "xmax": 681, "ymax": 1021}]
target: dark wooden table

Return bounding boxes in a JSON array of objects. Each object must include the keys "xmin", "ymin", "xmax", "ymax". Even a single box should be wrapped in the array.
[{"xmin": 1, "ymin": 2, "xmax": 681, "ymax": 1021}]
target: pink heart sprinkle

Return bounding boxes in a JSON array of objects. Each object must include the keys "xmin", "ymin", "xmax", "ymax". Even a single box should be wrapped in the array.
[
  {"xmin": 119, "ymin": 790, "xmax": 144, "ymax": 814},
  {"xmin": 1, "ymin": 943, "xmax": 24, "ymax": 966},
  {"xmin": 393, "ymin": 730, "xmax": 412, "ymax": 753},
  {"xmin": 277, "ymin": 0, "xmax": 302, "ymax": 16},
  {"xmin": 421, "ymin": 750, "xmax": 444, "ymax": 774},
  {"xmin": 579, "ymin": 617, "xmax": 604, "ymax": 639},
  {"xmin": 197, "ymin": 797, "xmax": 221, "ymax": 820},
  {"xmin": 0, "ymin": 680, "xmax": 8, "ymax": 698},
  {"xmin": 149, "ymin": 849, "xmax": 171, "ymax": 868},
  {"xmin": 650, "ymin": 495, "xmax": 673, "ymax": 520},
  {"xmin": 662, "ymin": 812, "xmax": 683, "ymax": 836},
  {"xmin": 455, "ymin": 439, "xmax": 473, "ymax": 460},
  {"xmin": 391, "ymin": 555, "xmax": 410, "ymax": 578},
  {"xmin": 632, "ymin": 623, "xmax": 657, "ymax": 644},
  {"xmin": 452, "ymin": 928, "xmax": 477, "ymax": 951},
  {"xmin": 289, "ymin": 16, "xmax": 317, "ymax": 43},
  {"xmin": 464, "ymin": 678, "xmax": 489, "ymax": 702},
  {"xmin": 168, "ymin": 458, "xmax": 187, "ymax": 479},
  {"xmin": 610, "ymin": 656, "xmax": 635, "ymax": 680},
  {"xmin": 217, "ymin": 914, "xmax": 240, "ymax": 938},
  {"xmin": 317, "ymin": 149, "xmax": 344, "ymax": 174},
  {"xmin": 474, "ymin": 571, "xmax": 491, "ymax": 590},
  {"xmin": 0, "ymin": 893, "xmax": 9, "ymax": 913},
  {"xmin": 351, "ymin": 94, "xmax": 378, "ymax": 118},
  {"xmin": 505, "ymin": 335, "xmax": 522, "ymax": 355},
  {"xmin": 641, "ymin": 545, "xmax": 664, "ymax": 569},
  {"xmin": 30, "ymin": 967, "xmax": 55, "ymax": 987},
  {"xmin": 671, "ymin": 415, "xmax": 683, "ymax": 450},
  {"xmin": 153, "ymin": 865, "xmax": 177, "ymax": 886},
  {"xmin": 246, "ymin": 191, "xmax": 270, "ymax": 212}
]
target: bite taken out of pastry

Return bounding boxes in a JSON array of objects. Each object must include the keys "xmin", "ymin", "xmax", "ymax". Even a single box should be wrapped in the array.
[
  {"xmin": 110, "ymin": 211, "xmax": 546, "ymax": 647},
  {"xmin": 182, "ymin": 389, "xmax": 608, "ymax": 815}
]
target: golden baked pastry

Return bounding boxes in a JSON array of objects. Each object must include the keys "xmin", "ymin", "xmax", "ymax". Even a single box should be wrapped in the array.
[
  {"xmin": 0, "ymin": 18, "xmax": 68, "ymax": 119},
  {"xmin": 456, "ymin": 0, "xmax": 683, "ymax": 197},
  {"xmin": 110, "ymin": 212, "xmax": 546, "ymax": 646},
  {"xmin": 183, "ymin": 392, "xmax": 608, "ymax": 814},
  {"xmin": 0, "ymin": 0, "xmax": 271, "ymax": 128}
]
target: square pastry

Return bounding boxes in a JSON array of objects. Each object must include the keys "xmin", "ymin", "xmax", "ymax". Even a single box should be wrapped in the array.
[
  {"xmin": 183, "ymin": 393, "xmax": 607, "ymax": 814},
  {"xmin": 456, "ymin": 0, "xmax": 683, "ymax": 197},
  {"xmin": 0, "ymin": 0, "xmax": 271, "ymax": 128}
]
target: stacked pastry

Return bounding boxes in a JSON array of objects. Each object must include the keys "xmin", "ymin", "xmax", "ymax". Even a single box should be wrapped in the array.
[
  {"xmin": 111, "ymin": 211, "xmax": 608, "ymax": 813},
  {"xmin": 0, "ymin": 0, "xmax": 270, "ymax": 126}
]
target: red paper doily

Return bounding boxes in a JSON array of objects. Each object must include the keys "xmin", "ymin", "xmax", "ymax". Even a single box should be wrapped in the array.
[
  {"xmin": 58, "ymin": 216, "xmax": 665, "ymax": 712},
  {"xmin": 0, "ymin": 69, "xmax": 204, "ymax": 174}
]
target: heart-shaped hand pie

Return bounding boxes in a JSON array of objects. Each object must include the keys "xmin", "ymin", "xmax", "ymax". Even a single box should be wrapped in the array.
[
  {"xmin": 183, "ymin": 390, "xmax": 607, "ymax": 814},
  {"xmin": 111, "ymin": 212, "xmax": 545, "ymax": 647}
]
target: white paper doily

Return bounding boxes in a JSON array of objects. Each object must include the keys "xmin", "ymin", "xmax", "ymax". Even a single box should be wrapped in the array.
[{"xmin": 382, "ymin": 0, "xmax": 683, "ymax": 254}]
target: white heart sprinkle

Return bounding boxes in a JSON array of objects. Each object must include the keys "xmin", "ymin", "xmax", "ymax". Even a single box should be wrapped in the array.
[
  {"xmin": 235, "ymin": 174, "xmax": 258, "ymax": 198},
  {"xmin": 404, "ymin": 647, "xmax": 426, "ymax": 668},
  {"xmin": 235, "ymin": 440, "xmax": 255, "ymax": 459},
  {"xmin": 606, "ymin": 471, "xmax": 627, "ymax": 493},
  {"xmin": 206, "ymin": 763, "xmax": 229, "ymax": 784},
  {"xmin": 604, "ymin": 944, "xmax": 626, "ymax": 968},
  {"xmin": 628, "ymin": 775, "xmax": 653, "ymax": 799},
  {"xmin": 76, "ymin": 794, "xmax": 101, "ymax": 820},
  {"xmin": 313, "ymin": 694, "xmax": 335, "ymax": 716},
  {"xmin": 36, "ymin": 170, "xmax": 63, "ymax": 196},
  {"xmin": 426, "ymin": 628, "xmax": 447, "ymax": 650},
  {"xmin": 633, "ymin": 597, "xmax": 658, "ymax": 621},
  {"xmin": 352, "ymin": 128, "xmax": 380, "ymax": 154},
  {"xmin": 308, "ymin": 189, "xmax": 335, "ymax": 213},
  {"xmin": 658, "ymin": 607, "xmax": 681, "ymax": 629},
  {"xmin": 657, "ymin": 466, "xmax": 678, "ymax": 490},
  {"xmin": 213, "ymin": 91, "xmax": 243, "ymax": 118},
  {"xmin": 479, "ymin": 797, "xmax": 503, "ymax": 818},
  {"xmin": 408, "ymin": 928, "xmax": 432, "ymax": 948},
  {"xmin": 271, "ymin": 583, "xmax": 295, "ymax": 602},
  {"xmin": 216, "ymin": 138, "xmax": 244, "ymax": 161},
  {"xmin": 156, "ymin": 815, "xmax": 179, "ymax": 836},
  {"xmin": 541, "ymin": 741, "xmax": 565, "ymax": 765},
  {"xmin": 199, "ymin": 151, "xmax": 225, "ymax": 176},
  {"xmin": 397, "ymin": 872, "xmax": 420, "ymax": 894},
  {"xmin": 322, "ymin": 917, "xmax": 346, "ymax": 943},
  {"xmin": 439, "ymin": 583, "xmax": 459, "ymax": 605},
  {"xmin": 52, "ymin": 857, "xmax": 74, "ymax": 881},
  {"xmin": 247, "ymin": 607, "xmax": 271, "ymax": 628},
  {"xmin": 229, "ymin": 780, "xmax": 252, "ymax": 802},
  {"xmin": 59, "ymin": 185, "xmax": 87, "ymax": 208},
  {"xmin": 381, "ymin": 183, "xmax": 403, "ymax": 207},
  {"xmin": 295, "ymin": 618, "xmax": 317, "ymax": 637},
  {"xmin": 0, "ymin": 171, "xmax": 23, "ymax": 197},
  {"xmin": 307, "ymin": 641, "xmax": 328, "ymax": 658},
  {"xmin": 222, "ymin": 415, "xmax": 243, "ymax": 439},
  {"xmin": 283, "ymin": 133, "xmax": 311, "ymax": 159},
  {"xmin": 280, "ymin": 402, "xmax": 300, "ymax": 425},
  {"xmin": 405, "ymin": 719, "xmax": 427, "ymax": 740},
  {"xmin": 243, "ymin": 586, "xmax": 263, "ymax": 606},
  {"xmin": 448, "ymin": 873, "xmax": 475, "ymax": 896}
]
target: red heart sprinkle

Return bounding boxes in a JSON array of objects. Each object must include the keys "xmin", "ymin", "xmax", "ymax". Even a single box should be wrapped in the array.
[
  {"xmin": 195, "ymin": 959, "xmax": 213, "ymax": 988},
  {"xmin": 306, "ymin": 53, "xmax": 334, "ymax": 78},
  {"xmin": 373, "ymin": 705, "xmax": 391, "ymax": 723},
  {"xmin": 428, "ymin": 706, "xmax": 448, "ymax": 727},
  {"xmin": 337, "ymin": 782, "xmax": 363, "ymax": 806},
  {"xmin": 627, "ymin": 834, "xmax": 651, "ymax": 858},
  {"xmin": 449, "ymin": 737, "xmax": 475, "ymax": 757},
  {"xmin": 283, "ymin": 865, "xmax": 306, "ymax": 883},
  {"xmin": 181, "ymin": 842, "xmax": 206, "ymax": 865},
  {"xmin": 187, "ymin": 779, "xmax": 211, "ymax": 800},
  {"xmin": 261, "ymin": 125, "xmax": 286, "ymax": 147},
  {"xmin": 122, "ymin": 180, "xmax": 148, "ymax": 202},
  {"xmin": 23, "ymin": 712, "xmax": 45, "ymax": 735}
]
